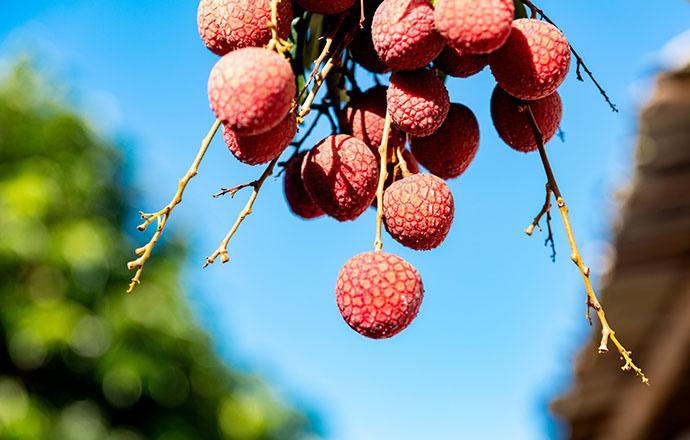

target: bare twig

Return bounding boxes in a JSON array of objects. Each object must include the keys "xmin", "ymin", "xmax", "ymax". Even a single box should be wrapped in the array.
[
  {"xmin": 295, "ymin": 15, "xmax": 346, "ymax": 107},
  {"xmin": 127, "ymin": 119, "xmax": 222, "ymax": 293},
  {"xmin": 520, "ymin": 0, "xmax": 618, "ymax": 112},
  {"xmin": 395, "ymin": 144, "xmax": 412, "ymax": 178},
  {"xmin": 204, "ymin": 158, "xmax": 279, "ymax": 267},
  {"xmin": 298, "ymin": 16, "xmax": 357, "ymax": 119},
  {"xmin": 525, "ymin": 183, "xmax": 556, "ymax": 261},
  {"xmin": 544, "ymin": 208, "xmax": 556, "ymax": 262},
  {"xmin": 374, "ymin": 112, "xmax": 392, "ymax": 251},
  {"xmin": 521, "ymin": 104, "xmax": 648, "ymax": 384},
  {"xmin": 525, "ymin": 184, "xmax": 553, "ymax": 236},
  {"xmin": 557, "ymin": 126, "xmax": 565, "ymax": 143}
]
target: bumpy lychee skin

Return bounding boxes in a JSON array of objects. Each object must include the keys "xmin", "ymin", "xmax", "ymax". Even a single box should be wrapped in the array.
[
  {"xmin": 223, "ymin": 112, "xmax": 296, "ymax": 165},
  {"xmin": 197, "ymin": 0, "xmax": 293, "ymax": 56},
  {"xmin": 295, "ymin": 0, "xmax": 356, "ymax": 14},
  {"xmin": 434, "ymin": 46, "xmax": 488, "ymax": 78},
  {"xmin": 387, "ymin": 70, "xmax": 450, "ymax": 137},
  {"xmin": 371, "ymin": 0, "xmax": 444, "ymax": 71},
  {"xmin": 208, "ymin": 47, "xmax": 296, "ymax": 136},
  {"xmin": 301, "ymin": 135, "xmax": 379, "ymax": 221},
  {"xmin": 383, "ymin": 173, "xmax": 454, "ymax": 250},
  {"xmin": 409, "ymin": 103, "xmax": 479, "ymax": 179},
  {"xmin": 489, "ymin": 18, "xmax": 571, "ymax": 100},
  {"xmin": 490, "ymin": 86, "xmax": 562, "ymax": 152},
  {"xmin": 339, "ymin": 86, "xmax": 405, "ymax": 154},
  {"xmin": 336, "ymin": 251, "xmax": 424, "ymax": 339},
  {"xmin": 434, "ymin": 0, "xmax": 514, "ymax": 55},
  {"xmin": 284, "ymin": 151, "xmax": 325, "ymax": 219}
]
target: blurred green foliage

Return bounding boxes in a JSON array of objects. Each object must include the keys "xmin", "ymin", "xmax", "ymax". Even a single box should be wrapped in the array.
[{"xmin": 0, "ymin": 62, "xmax": 316, "ymax": 440}]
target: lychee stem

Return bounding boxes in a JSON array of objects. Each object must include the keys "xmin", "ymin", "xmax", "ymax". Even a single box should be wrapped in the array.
[
  {"xmin": 204, "ymin": 158, "xmax": 279, "ymax": 267},
  {"xmin": 522, "ymin": 104, "xmax": 648, "ymax": 384},
  {"xmin": 126, "ymin": 119, "xmax": 222, "ymax": 293},
  {"xmin": 524, "ymin": 183, "xmax": 552, "ymax": 236},
  {"xmin": 298, "ymin": 16, "xmax": 357, "ymax": 119},
  {"xmin": 397, "ymin": 139, "xmax": 412, "ymax": 178},
  {"xmin": 267, "ymin": 0, "xmax": 292, "ymax": 54},
  {"xmin": 295, "ymin": 15, "xmax": 346, "ymax": 108},
  {"xmin": 374, "ymin": 111, "xmax": 392, "ymax": 252}
]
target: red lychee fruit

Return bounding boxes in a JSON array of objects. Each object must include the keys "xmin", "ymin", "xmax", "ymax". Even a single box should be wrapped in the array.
[
  {"xmin": 489, "ymin": 18, "xmax": 571, "ymax": 100},
  {"xmin": 383, "ymin": 173, "xmax": 454, "ymax": 250},
  {"xmin": 336, "ymin": 251, "xmax": 424, "ymax": 339},
  {"xmin": 197, "ymin": 0, "xmax": 293, "ymax": 56},
  {"xmin": 208, "ymin": 47, "xmax": 296, "ymax": 136},
  {"xmin": 223, "ymin": 112, "xmax": 296, "ymax": 165},
  {"xmin": 387, "ymin": 70, "xmax": 450, "ymax": 137},
  {"xmin": 349, "ymin": 0, "xmax": 389, "ymax": 73},
  {"xmin": 339, "ymin": 86, "xmax": 406, "ymax": 155},
  {"xmin": 295, "ymin": 0, "xmax": 356, "ymax": 15},
  {"xmin": 349, "ymin": 26, "xmax": 390, "ymax": 74},
  {"xmin": 301, "ymin": 134, "xmax": 379, "ymax": 221},
  {"xmin": 490, "ymin": 86, "xmax": 562, "ymax": 153},
  {"xmin": 284, "ymin": 151, "xmax": 325, "ymax": 219},
  {"xmin": 371, "ymin": 0, "xmax": 444, "ymax": 71},
  {"xmin": 434, "ymin": 46, "xmax": 488, "ymax": 78},
  {"xmin": 434, "ymin": 0, "xmax": 514, "ymax": 55},
  {"xmin": 409, "ymin": 103, "xmax": 479, "ymax": 179}
]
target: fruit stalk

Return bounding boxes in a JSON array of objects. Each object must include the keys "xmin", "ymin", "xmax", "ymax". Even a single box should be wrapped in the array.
[
  {"xmin": 127, "ymin": 119, "xmax": 222, "ymax": 293},
  {"xmin": 374, "ymin": 111, "xmax": 392, "ymax": 251},
  {"xmin": 523, "ymin": 104, "xmax": 648, "ymax": 384},
  {"xmin": 204, "ymin": 157, "xmax": 279, "ymax": 266},
  {"xmin": 298, "ymin": 16, "xmax": 357, "ymax": 119}
]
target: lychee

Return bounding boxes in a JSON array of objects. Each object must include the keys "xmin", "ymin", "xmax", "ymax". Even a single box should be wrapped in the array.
[
  {"xmin": 295, "ymin": 0, "xmax": 356, "ymax": 15},
  {"xmin": 339, "ymin": 86, "xmax": 405, "ymax": 155},
  {"xmin": 434, "ymin": 46, "xmax": 488, "ymax": 78},
  {"xmin": 197, "ymin": 0, "xmax": 293, "ymax": 56},
  {"xmin": 387, "ymin": 70, "xmax": 450, "ymax": 137},
  {"xmin": 489, "ymin": 18, "xmax": 571, "ymax": 100},
  {"xmin": 349, "ymin": 25, "xmax": 390, "ymax": 74},
  {"xmin": 371, "ymin": 0, "xmax": 444, "ymax": 71},
  {"xmin": 490, "ymin": 86, "xmax": 562, "ymax": 152},
  {"xmin": 336, "ymin": 251, "xmax": 424, "ymax": 339},
  {"xmin": 301, "ymin": 134, "xmax": 379, "ymax": 221},
  {"xmin": 223, "ymin": 111, "xmax": 296, "ymax": 165},
  {"xmin": 383, "ymin": 173, "xmax": 454, "ymax": 250},
  {"xmin": 409, "ymin": 103, "xmax": 479, "ymax": 179},
  {"xmin": 434, "ymin": 0, "xmax": 514, "ymax": 55},
  {"xmin": 208, "ymin": 47, "xmax": 296, "ymax": 136},
  {"xmin": 284, "ymin": 151, "xmax": 325, "ymax": 219}
]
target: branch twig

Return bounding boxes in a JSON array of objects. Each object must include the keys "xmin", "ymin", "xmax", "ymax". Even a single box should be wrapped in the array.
[
  {"xmin": 298, "ymin": 16, "xmax": 357, "ymax": 119},
  {"xmin": 266, "ymin": 0, "xmax": 291, "ymax": 54},
  {"xmin": 519, "ymin": 0, "xmax": 618, "ymax": 112},
  {"xmin": 204, "ymin": 158, "xmax": 279, "ymax": 267},
  {"xmin": 521, "ymin": 104, "xmax": 648, "ymax": 384},
  {"xmin": 373, "ymin": 112, "xmax": 392, "ymax": 251},
  {"xmin": 525, "ymin": 183, "xmax": 557, "ymax": 262},
  {"xmin": 126, "ymin": 119, "xmax": 222, "ymax": 293}
]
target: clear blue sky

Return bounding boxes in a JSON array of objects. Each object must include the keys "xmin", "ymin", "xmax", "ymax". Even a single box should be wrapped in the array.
[{"xmin": 2, "ymin": 2, "xmax": 689, "ymax": 439}]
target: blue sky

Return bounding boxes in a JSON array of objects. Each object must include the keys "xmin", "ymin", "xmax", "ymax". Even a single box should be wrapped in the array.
[{"xmin": 2, "ymin": 2, "xmax": 689, "ymax": 439}]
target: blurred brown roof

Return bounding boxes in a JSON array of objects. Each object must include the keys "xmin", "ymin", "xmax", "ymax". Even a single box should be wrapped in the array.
[{"xmin": 552, "ymin": 67, "xmax": 690, "ymax": 440}]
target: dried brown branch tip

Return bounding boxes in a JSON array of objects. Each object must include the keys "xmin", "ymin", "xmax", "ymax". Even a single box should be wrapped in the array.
[{"xmin": 127, "ymin": 0, "xmax": 645, "ymax": 382}]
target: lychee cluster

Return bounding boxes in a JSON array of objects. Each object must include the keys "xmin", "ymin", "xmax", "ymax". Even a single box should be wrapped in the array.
[{"xmin": 193, "ymin": 0, "xmax": 573, "ymax": 340}]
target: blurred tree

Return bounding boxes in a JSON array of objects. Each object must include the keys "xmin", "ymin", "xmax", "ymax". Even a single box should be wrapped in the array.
[{"xmin": 0, "ymin": 62, "xmax": 317, "ymax": 440}]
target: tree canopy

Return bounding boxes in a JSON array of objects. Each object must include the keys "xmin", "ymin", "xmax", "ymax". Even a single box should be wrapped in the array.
[{"xmin": 0, "ymin": 62, "xmax": 316, "ymax": 440}]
